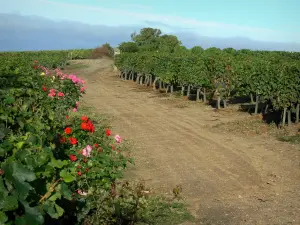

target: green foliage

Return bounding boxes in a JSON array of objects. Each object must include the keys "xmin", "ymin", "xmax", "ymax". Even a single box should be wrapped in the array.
[
  {"xmin": 0, "ymin": 53, "xmax": 132, "ymax": 224},
  {"xmin": 0, "ymin": 49, "xmax": 92, "ymax": 73},
  {"xmin": 68, "ymin": 49, "xmax": 93, "ymax": 60},
  {"xmin": 0, "ymin": 50, "xmax": 192, "ymax": 225},
  {"xmin": 103, "ymin": 43, "xmax": 115, "ymax": 58},
  {"xmin": 278, "ymin": 134, "xmax": 300, "ymax": 144},
  {"xmin": 115, "ymin": 27, "xmax": 300, "ymax": 125},
  {"xmin": 131, "ymin": 28, "xmax": 162, "ymax": 49},
  {"xmin": 83, "ymin": 181, "xmax": 193, "ymax": 225},
  {"xmin": 190, "ymin": 46, "xmax": 204, "ymax": 55},
  {"xmin": 158, "ymin": 35, "xmax": 182, "ymax": 53},
  {"xmin": 119, "ymin": 42, "xmax": 139, "ymax": 53}
]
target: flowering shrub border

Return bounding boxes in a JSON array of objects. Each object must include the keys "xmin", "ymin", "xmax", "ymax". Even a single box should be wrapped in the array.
[{"xmin": 0, "ymin": 60, "xmax": 131, "ymax": 224}]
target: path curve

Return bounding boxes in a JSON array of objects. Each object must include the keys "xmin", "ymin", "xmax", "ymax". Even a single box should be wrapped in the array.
[{"xmin": 74, "ymin": 58, "xmax": 300, "ymax": 225}]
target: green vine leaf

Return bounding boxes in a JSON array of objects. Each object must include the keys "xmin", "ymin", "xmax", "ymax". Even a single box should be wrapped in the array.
[
  {"xmin": 0, "ymin": 195, "xmax": 18, "ymax": 211},
  {"xmin": 50, "ymin": 158, "xmax": 68, "ymax": 169},
  {"xmin": 59, "ymin": 170, "xmax": 75, "ymax": 183},
  {"xmin": 43, "ymin": 201, "xmax": 64, "ymax": 219},
  {"xmin": 0, "ymin": 211, "xmax": 8, "ymax": 224},
  {"xmin": 3, "ymin": 162, "xmax": 36, "ymax": 200},
  {"xmin": 16, "ymin": 200, "xmax": 44, "ymax": 225}
]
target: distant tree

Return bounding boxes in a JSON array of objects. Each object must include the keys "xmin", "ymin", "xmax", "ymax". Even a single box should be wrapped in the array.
[
  {"xmin": 238, "ymin": 49, "xmax": 252, "ymax": 54},
  {"xmin": 103, "ymin": 43, "xmax": 114, "ymax": 57},
  {"xmin": 173, "ymin": 45, "xmax": 188, "ymax": 54},
  {"xmin": 131, "ymin": 28, "xmax": 162, "ymax": 46},
  {"xmin": 90, "ymin": 43, "xmax": 115, "ymax": 59},
  {"xmin": 130, "ymin": 28, "xmax": 162, "ymax": 51},
  {"xmin": 223, "ymin": 47, "xmax": 236, "ymax": 55},
  {"xmin": 191, "ymin": 46, "xmax": 204, "ymax": 55},
  {"xmin": 158, "ymin": 34, "xmax": 182, "ymax": 53},
  {"xmin": 205, "ymin": 47, "xmax": 222, "ymax": 56},
  {"xmin": 119, "ymin": 42, "xmax": 139, "ymax": 53}
]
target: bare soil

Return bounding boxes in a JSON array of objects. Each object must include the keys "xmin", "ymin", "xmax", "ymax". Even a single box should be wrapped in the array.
[{"xmin": 68, "ymin": 58, "xmax": 300, "ymax": 225}]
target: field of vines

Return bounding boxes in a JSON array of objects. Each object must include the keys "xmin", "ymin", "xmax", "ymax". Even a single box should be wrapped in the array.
[
  {"xmin": 115, "ymin": 28, "xmax": 300, "ymax": 127},
  {"xmin": 0, "ymin": 49, "xmax": 92, "ymax": 73}
]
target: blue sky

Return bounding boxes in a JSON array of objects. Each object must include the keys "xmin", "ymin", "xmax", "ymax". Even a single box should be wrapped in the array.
[{"xmin": 1, "ymin": 0, "xmax": 299, "ymax": 43}]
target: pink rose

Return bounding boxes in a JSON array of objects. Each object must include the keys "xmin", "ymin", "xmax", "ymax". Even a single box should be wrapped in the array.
[
  {"xmin": 82, "ymin": 145, "xmax": 92, "ymax": 157},
  {"xmin": 58, "ymin": 92, "xmax": 65, "ymax": 97},
  {"xmin": 114, "ymin": 135, "xmax": 122, "ymax": 143},
  {"xmin": 49, "ymin": 88, "xmax": 56, "ymax": 94},
  {"xmin": 77, "ymin": 190, "xmax": 88, "ymax": 196},
  {"xmin": 48, "ymin": 92, "xmax": 56, "ymax": 98}
]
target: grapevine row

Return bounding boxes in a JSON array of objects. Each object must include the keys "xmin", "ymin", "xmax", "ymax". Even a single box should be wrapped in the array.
[{"xmin": 114, "ymin": 30, "xmax": 300, "ymax": 126}]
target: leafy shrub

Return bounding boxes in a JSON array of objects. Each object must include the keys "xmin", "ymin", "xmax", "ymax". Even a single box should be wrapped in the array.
[
  {"xmin": 0, "ymin": 60, "xmax": 131, "ymax": 224},
  {"xmin": 68, "ymin": 49, "xmax": 93, "ymax": 60},
  {"xmin": 90, "ymin": 44, "xmax": 114, "ymax": 59}
]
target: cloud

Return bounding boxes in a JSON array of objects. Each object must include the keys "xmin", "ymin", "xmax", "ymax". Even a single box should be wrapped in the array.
[
  {"xmin": 35, "ymin": 0, "xmax": 300, "ymax": 43},
  {"xmin": 120, "ymin": 4, "xmax": 152, "ymax": 10},
  {"xmin": 0, "ymin": 13, "xmax": 137, "ymax": 51},
  {"xmin": 144, "ymin": 20, "xmax": 195, "ymax": 32},
  {"xmin": 0, "ymin": 13, "xmax": 299, "ymax": 52},
  {"xmin": 175, "ymin": 32, "xmax": 300, "ymax": 51}
]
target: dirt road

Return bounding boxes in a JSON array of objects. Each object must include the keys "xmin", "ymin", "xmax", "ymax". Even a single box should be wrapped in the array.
[{"xmin": 72, "ymin": 58, "xmax": 300, "ymax": 225}]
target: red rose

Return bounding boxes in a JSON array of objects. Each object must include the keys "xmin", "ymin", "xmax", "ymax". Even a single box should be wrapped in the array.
[
  {"xmin": 69, "ymin": 137, "xmax": 77, "ymax": 145},
  {"xmin": 94, "ymin": 143, "xmax": 99, "ymax": 147},
  {"xmin": 81, "ymin": 122, "xmax": 88, "ymax": 130},
  {"xmin": 87, "ymin": 120, "xmax": 95, "ymax": 133},
  {"xmin": 64, "ymin": 127, "xmax": 72, "ymax": 135},
  {"xmin": 59, "ymin": 137, "xmax": 66, "ymax": 144},
  {"xmin": 98, "ymin": 147, "xmax": 103, "ymax": 153},
  {"xmin": 77, "ymin": 171, "xmax": 82, "ymax": 176},
  {"xmin": 66, "ymin": 115, "xmax": 69, "ymax": 119},
  {"xmin": 81, "ymin": 121, "xmax": 95, "ymax": 133},
  {"xmin": 42, "ymin": 85, "xmax": 47, "ymax": 92},
  {"xmin": 70, "ymin": 154, "xmax": 77, "ymax": 162},
  {"xmin": 105, "ymin": 129, "xmax": 111, "ymax": 136},
  {"xmin": 77, "ymin": 165, "xmax": 82, "ymax": 169},
  {"xmin": 112, "ymin": 145, "xmax": 115, "ymax": 150},
  {"xmin": 81, "ymin": 115, "xmax": 88, "ymax": 122}
]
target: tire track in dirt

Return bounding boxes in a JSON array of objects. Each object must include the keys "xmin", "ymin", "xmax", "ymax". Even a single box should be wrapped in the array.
[
  {"xmin": 78, "ymin": 59, "xmax": 300, "ymax": 225},
  {"xmin": 87, "ymin": 76, "xmax": 261, "ymax": 194}
]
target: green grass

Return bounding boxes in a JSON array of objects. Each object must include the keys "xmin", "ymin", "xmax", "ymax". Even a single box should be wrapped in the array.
[
  {"xmin": 65, "ymin": 63, "xmax": 89, "ymax": 70},
  {"xmin": 136, "ymin": 197, "xmax": 194, "ymax": 225},
  {"xmin": 278, "ymin": 134, "xmax": 300, "ymax": 145}
]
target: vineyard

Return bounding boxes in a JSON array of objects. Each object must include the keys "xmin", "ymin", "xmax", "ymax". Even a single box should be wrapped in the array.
[
  {"xmin": 0, "ymin": 47, "xmax": 194, "ymax": 225},
  {"xmin": 1, "ymin": 28, "xmax": 300, "ymax": 224},
  {"xmin": 115, "ymin": 28, "xmax": 300, "ymax": 127},
  {"xmin": 0, "ymin": 49, "xmax": 92, "ymax": 72}
]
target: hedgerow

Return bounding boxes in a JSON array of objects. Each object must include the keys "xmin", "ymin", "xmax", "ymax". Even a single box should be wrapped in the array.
[{"xmin": 0, "ymin": 53, "xmax": 133, "ymax": 224}]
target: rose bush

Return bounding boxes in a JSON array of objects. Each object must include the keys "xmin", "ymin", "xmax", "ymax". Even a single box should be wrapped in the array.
[{"xmin": 0, "ymin": 60, "xmax": 132, "ymax": 224}]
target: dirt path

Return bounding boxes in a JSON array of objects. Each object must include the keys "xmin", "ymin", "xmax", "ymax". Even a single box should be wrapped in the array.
[{"xmin": 71, "ymin": 59, "xmax": 300, "ymax": 225}]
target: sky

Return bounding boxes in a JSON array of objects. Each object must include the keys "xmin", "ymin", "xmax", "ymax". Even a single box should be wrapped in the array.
[{"xmin": 0, "ymin": 0, "xmax": 300, "ymax": 51}]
